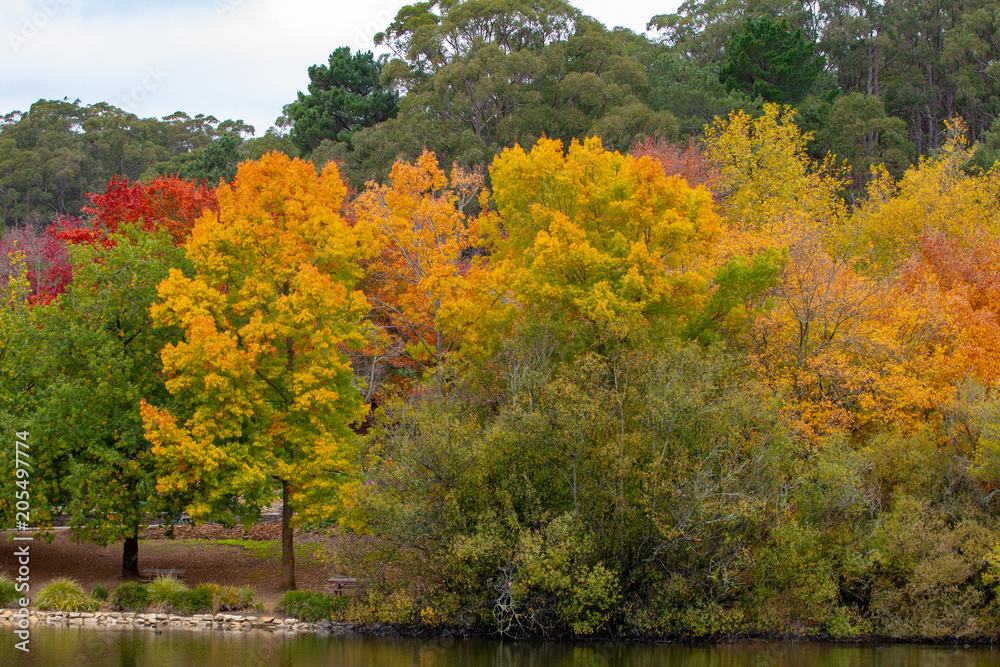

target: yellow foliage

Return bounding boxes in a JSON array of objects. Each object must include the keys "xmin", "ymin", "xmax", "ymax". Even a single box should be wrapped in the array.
[
  {"xmin": 141, "ymin": 151, "xmax": 369, "ymax": 525},
  {"xmin": 849, "ymin": 119, "xmax": 1000, "ymax": 275},
  {"xmin": 483, "ymin": 136, "xmax": 720, "ymax": 337}
]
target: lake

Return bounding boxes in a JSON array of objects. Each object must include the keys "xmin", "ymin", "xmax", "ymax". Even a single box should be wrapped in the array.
[{"xmin": 2, "ymin": 626, "xmax": 1000, "ymax": 666}]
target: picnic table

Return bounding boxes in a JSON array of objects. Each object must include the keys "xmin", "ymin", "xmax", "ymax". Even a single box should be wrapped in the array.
[
  {"xmin": 328, "ymin": 577, "xmax": 360, "ymax": 596},
  {"xmin": 141, "ymin": 568, "xmax": 187, "ymax": 583}
]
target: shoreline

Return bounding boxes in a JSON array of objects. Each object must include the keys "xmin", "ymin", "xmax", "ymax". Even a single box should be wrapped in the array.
[
  {"xmin": 0, "ymin": 609, "xmax": 351, "ymax": 636},
  {"xmin": 2, "ymin": 609, "xmax": 998, "ymax": 647}
]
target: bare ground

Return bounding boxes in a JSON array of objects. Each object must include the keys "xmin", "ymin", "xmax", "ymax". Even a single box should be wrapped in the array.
[{"xmin": 0, "ymin": 524, "xmax": 344, "ymax": 610}]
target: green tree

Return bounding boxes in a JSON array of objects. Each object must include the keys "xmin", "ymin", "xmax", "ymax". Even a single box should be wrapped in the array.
[
  {"xmin": 285, "ymin": 47, "xmax": 399, "ymax": 155},
  {"xmin": 0, "ymin": 224, "xmax": 188, "ymax": 578},
  {"xmin": 720, "ymin": 17, "xmax": 825, "ymax": 104}
]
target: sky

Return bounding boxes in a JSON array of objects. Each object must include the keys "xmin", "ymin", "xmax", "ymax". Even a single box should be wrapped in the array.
[{"xmin": 0, "ymin": 0, "xmax": 681, "ymax": 136}]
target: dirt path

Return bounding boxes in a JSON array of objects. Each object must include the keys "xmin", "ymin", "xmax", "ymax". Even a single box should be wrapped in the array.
[{"xmin": 0, "ymin": 525, "xmax": 340, "ymax": 610}]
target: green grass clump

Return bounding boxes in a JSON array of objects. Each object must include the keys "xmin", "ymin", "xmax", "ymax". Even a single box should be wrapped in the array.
[
  {"xmin": 148, "ymin": 575, "xmax": 188, "ymax": 609},
  {"xmin": 0, "ymin": 573, "xmax": 20, "ymax": 607},
  {"xmin": 91, "ymin": 583, "xmax": 108, "ymax": 602},
  {"xmin": 276, "ymin": 590, "xmax": 345, "ymax": 622},
  {"xmin": 111, "ymin": 582, "xmax": 150, "ymax": 612},
  {"xmin": 169, "ymin": 584, "xmax": 215, "ymax": 614},
  {"xmin": 35, "ymin": 578, "xmax": 100, "ymax": 612}
]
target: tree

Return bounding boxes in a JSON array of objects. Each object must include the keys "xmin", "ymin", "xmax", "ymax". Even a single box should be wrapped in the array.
[
  {"xmin": 1, "ymin": 224, "xmax": 188, "ymax": 578},
  {"xmin": 354, "ymin": 151, "xmax": 496, "ymax": 383},
  {"xmin": 140, "ymin": 151, "xmax": 370, "ymax": 590},
  {"xmin": 482, "ymin": 136, "xmax": 720, "ymax": 346},
  {"xmin": 816, "ymin": 92, "xmax": 912, "ymax": 192},
  {"xmin": 719, "ymin": 17, "xmax": 825, "ymax": 104},
  {"xmin": 77, "ymin": 175, "xmax": 219, "ymax": 246},
  {"xmin": 285, "ymin": 47, "xmax": 399, "ymax": 155}
]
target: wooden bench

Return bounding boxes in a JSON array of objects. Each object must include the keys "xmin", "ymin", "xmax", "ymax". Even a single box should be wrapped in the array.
[
  {"xmin": 141, "ymin": 569, "xmax": 187, "ymax": 583},
  {"xmin": 328, "ymin": 577, "xmax": 360, "ymax": 596}
]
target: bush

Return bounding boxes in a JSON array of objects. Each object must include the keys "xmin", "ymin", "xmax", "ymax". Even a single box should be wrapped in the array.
[
  {"xmin": 170, "ymin": 584, "xmax": 215, "ymax": 615},
  {"xmin": 0, "ymin": 573, "xmax": 20, "ymax": 607},
  {"xmin": 35, "ymin": 578, "xmax": 100, "ymax": 612},
  {"xmin": 212, "ymin": 584, "xmax": 258, "ymax": 612},
  {"xmin": 91, "ymin": 583, "xmax": 108, "ymax": 602},
  {"xmin": 276, "ymin": 590, "xmax": 343, "ymax": 622},
  {"xmin": 112, "ymin": 582, "xmax": 150, "ymax": 612},
  {"xmin": 148, "ymin": 575, "xmax": 188, "ymax": 609}
]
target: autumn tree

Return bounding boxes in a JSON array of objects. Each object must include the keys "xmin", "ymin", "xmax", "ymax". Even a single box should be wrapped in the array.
[
  {"xmin": 482, "ymin": 136, "xmax": 720, "ymax": 348},
  {"xmin": 354, "ymin": 152, "xmax": 495, "ymax": 387},
  {"xmin": 78, "ymin": 175, "xmax": 220, "ymax": 246},
  {"xmin": 140, "ymin": 151, "xmax": 369, "ymax": 590}
]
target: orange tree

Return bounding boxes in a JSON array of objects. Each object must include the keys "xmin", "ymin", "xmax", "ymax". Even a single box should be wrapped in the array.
[
  {"xmin": 140, "ymin": 151, "xmax": 369, "ymax": 589},
  {"xmin": 353, "ymin": 151, "xmax": 497, "ymax": 390}
]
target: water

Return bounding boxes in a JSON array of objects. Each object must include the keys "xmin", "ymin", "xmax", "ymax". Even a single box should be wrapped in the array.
[{"xmin": 2, "ymin": 626, "xmax": 999, "ymax": 667}]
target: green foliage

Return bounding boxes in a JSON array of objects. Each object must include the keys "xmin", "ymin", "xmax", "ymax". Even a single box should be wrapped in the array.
[
  {"xmin": 286, "ymin": 47, "xmax": 399, "ymax": 154},
  {"xmin": 35, "ymin": 578, "xmax": 101, "ymax": 612},
  {"xmin": 0, "ymin": 100, "xmax": 250, "ymax": 225},
  {"xmin": 90, "ymin": 583, "xmax": 109, "ymax": 603},
  {"xmin": 111, "ymin": 582, "xmax": 150, "ymax": 612},
  {"xmin": 169, "ymin": 584, "xmax": 215, "ymax": 615},
  {"xmin": 148, "ymin": 575, "xmax": 188, "ymax": 608},
  {"xmin": 276, "ymin": 590, "xmax": 345, "ymax": 622},
  {"xmin": 0, "ymin": 224, "xmax": 190, "ymax": 576},
  {"xmin": 0, "ymin": 573, "xmax": 18, "ymax": 607},
  {"xmin": 719, "ymin": 17, "xmax": 825, "ymax": 104}
]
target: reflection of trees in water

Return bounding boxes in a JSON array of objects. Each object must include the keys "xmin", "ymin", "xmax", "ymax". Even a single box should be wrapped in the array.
[{"xmin": 118, "ymin": 631, "xmax": 139, "ymax": 667}]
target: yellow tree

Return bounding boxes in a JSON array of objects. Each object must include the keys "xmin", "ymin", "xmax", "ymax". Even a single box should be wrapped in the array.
[
  {"xmin": 354, "ymin": 152, "xmax": 496, "ymax": 384},
  {"xmin": 850, "ymin": 121, "xmax": 1000, "ymax": 276},
  {"xmin": 482, "ymin": 136, "xmax": 720, "ymax": 343},
  {"xmin": 140, "ymin": 152, "xmax": 369, "ymax": 589}
]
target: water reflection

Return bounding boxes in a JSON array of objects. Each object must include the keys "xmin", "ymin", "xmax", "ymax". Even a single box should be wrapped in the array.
[{"xmin": 1, "ymin": 627, "xmax": 998, "ymax": 667}]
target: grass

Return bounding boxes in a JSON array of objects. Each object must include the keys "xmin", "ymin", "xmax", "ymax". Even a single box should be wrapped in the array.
[
  {"xmin": 150, "ymin": 538, "xmax": 324, "ymax": 565},
  {"xmin": 276, "ymin": 590, "xmax": 346, "ymax": 622},
  {"xmin": 35, "ymin": 578, "xmax": 101, "ymax": 612},
  {"xmin": 148, "ymin": 575, "xmax": 188, "ymax": 609},
  {"xmin": 0, "ymin": 573, "xmax": 19, "ymax": 607}
]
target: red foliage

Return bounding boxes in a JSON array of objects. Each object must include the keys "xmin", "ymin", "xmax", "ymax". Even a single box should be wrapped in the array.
[
  {"xmin": 78, "ymin": 175, "xmax": 219, "ymax": 246},
  {"xmin": 0, "ymin": 216, "xmax": 84, "ymax": 304},
  {"xmin": 630, "ymin": 137, "xmax": 719, "ymax": 192}
]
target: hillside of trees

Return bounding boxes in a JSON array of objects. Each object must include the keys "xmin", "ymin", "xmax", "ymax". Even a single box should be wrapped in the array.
[{"xmin": 5, "ymin": 0, "xmax": 1000, "ymax": 642}]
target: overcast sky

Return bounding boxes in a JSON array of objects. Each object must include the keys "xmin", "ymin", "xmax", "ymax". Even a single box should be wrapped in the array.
[{"xmin": 0, "ymin": 0, "xmax": 681, "ymax": 136}]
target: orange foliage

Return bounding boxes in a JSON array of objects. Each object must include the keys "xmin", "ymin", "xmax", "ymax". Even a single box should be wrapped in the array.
[{"xmin": 630, "ymin": 137, "xmax": 719, "ymax": 192}]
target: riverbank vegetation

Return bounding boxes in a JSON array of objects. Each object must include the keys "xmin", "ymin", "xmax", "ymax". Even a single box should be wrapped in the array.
[{"xmin": 5, "ymin": 0, "xmax": 1000, "ymax": 643}]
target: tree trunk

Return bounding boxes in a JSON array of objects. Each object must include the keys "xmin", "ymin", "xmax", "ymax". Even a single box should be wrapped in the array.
[
  {"xmin": 281, "ymin": 479, "xmax": 295, "ymax": 590},
  {"xmin": 122, "ymin": 528, "xmax": 140, "ymax": 579}
]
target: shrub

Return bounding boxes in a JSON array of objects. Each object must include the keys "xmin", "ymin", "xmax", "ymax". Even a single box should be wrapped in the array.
[
  {"xmin": 213, "ymin": 584, "xmax": 257, "ymax": 612},
  {"xmin": 148, "ymin": 575, "xmax": 188, "ymax": 609},
  {"xmin": 0, "ymin": 573, "xmax": 20, "ymax": 607},
  {"xmin": 35, "ymin": 578, "xmax": 100, "ymax": 612},
  {"xmin": 91, "ymin": 583, "xmax": 108, "ymax": 602},
  {"xmin": 112, "ymin": 582, "xmax": 150, "ymax": 612},
  {"xmin": 276, "ymin": 590, "xmax": 343, "ymax": 622},
  {"xmin": 169, "ymin": 584, "xmax": 214, "ymax": 615}
]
